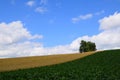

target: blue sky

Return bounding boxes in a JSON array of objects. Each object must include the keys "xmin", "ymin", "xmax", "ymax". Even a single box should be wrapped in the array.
[
  {"xmin": 0, "ymin": 0, "xmax": 119, "ymax": 46},
  {"xmin": 0, "ymin": 0, "xmax": 120, "ymax": 58}
]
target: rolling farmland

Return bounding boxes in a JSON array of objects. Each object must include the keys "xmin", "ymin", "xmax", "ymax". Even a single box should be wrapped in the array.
[
  {"xmin": 0, "ymin": 49, "xmax": 120, "ymax": 80},
  {"xmin": 0, "ymin": 51, "xmax": 96, "ymax": 72}
]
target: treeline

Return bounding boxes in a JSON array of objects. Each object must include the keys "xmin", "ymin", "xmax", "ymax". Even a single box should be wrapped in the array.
[{"xmin": 79, "ymin": 40, "xmax": 96, "ymax": 53}]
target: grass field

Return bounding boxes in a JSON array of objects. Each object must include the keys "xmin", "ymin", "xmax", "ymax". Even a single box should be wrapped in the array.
[
  {"xmin": 0, "ymin": 51, "xmax": 96, "ymax": 72},
  {"xmin": 0, "ymin": 49, "xmax": 120, "ymax": 80}
]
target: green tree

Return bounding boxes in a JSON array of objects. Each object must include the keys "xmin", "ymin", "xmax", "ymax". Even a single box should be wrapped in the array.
[{"xmin": 79, "ymin": 40, "xmax": 96, "ymax": 53}]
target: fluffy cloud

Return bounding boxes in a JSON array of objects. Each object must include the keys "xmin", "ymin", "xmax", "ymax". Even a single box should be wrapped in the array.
[
  {"xmin": 26, "ymin": 0, "xmax": 35, "ymax": 7},
  {"xmin": 0, "ymin": 21, "xmax": 75, "ymax": 58},
  {"xmin": 99, "ymin": 12, "xmax": 120, "ymax": 30},
  {"xmin": 0, "ymin": 21, "xmax": 42, "ymax": 45},
  {"xmin": 71, "ymin": 12, "xmax": 120, "ymax": 50},
  {"xmin": 0, "ymin": 21, "xmax": 43, "ymax": 58},
  {"xmin": 72, "ymin": 14, "xmax": 93, "ymax": 23},
  {"xmin": 1, "ymin": 12, "xmax": 120, "ymax": 58}
]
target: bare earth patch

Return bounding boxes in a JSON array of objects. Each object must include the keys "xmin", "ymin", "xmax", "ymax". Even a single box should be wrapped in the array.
[{"xmin": 0, "ymin": 52, "xmax": 96, "ymax": 72}]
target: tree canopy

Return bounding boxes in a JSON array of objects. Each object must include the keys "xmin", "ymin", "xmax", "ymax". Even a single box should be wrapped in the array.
[{"xmin": 79, "ymin": 40, "xmax": 96, "ymax": 53}]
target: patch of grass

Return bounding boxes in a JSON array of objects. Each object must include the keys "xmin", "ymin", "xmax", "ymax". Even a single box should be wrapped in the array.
[{"xmin": 0, "ymin": 49, "xmax": 120, "ymax": 80}]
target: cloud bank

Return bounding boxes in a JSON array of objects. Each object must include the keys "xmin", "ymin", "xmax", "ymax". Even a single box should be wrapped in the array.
[
  {"xmin": 0, "ymin": 12, "xmax": 120, "ymax": 58},
  {"xmin": 71, "ymin": 12, "xmax": 120, "ymax": 50},
  {"xmin": 0, "ymin": 21, "xmax": 74, "ymax": 58}
]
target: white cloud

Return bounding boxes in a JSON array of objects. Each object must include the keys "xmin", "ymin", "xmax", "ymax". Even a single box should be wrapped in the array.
[
  {"xmin": 70, "ymin": 12, "xmax": 120, "ymax": 50},
  {"xmin": 72, "ymin": 11, "xmax": 105, "ymax": 23},
  {"xmin": 99, "ymin": 12, "xmax": 120, "ymax": 30},
  {"xmin": 30, "ymin": 45, "xmax": 76, "ymax": 56},
  {"xmin": 35, "ymin": 7, "xmax": 47, "ymax": 14},
  {"xmin": 0, "ymin": 21, "xmax": 43, "ymax": 58},
  {"xmin": 80, "ymin": 14, "xmax": 93, "ymax": 20},
  {"xmin": 0, "ymin": 21, "xmax": 74, "ymax": 58},
  {"xmin": 26, "ymin": 0, "xmax": 35, "ymax": 7},
  {"xmin": 72, "ymin": 14, "xmax": 93, "ymax": 23},
  {"xmin": 1, "ymin": 12, "xmax": 120, "ymax": 58},
  {"xmin": 0, "ymin": 21, "xmax": 42, "ymax": 45}
]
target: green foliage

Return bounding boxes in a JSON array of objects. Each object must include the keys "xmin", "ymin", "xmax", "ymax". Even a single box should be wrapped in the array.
[
  {"xmin": 79, "ymin": 40, "xmax": 96, "ymax": 53},
  {"xmin": 0, "ymin": 49, "xmax": 120, "ymax": 80}
]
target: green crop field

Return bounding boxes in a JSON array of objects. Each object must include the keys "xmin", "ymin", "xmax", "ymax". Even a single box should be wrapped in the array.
[{"xmin": 0, "ymin": 49, "xmax": 120, "ymax": 80}]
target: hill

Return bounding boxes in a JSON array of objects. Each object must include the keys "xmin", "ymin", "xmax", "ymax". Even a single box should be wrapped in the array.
[
  {"xmin": 0, "ymin": 51, "xmax": 96, "ymax": 72},
  {"xmin": 0, "ymin": 49, "xmax": 120, "ymax": 80}
]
